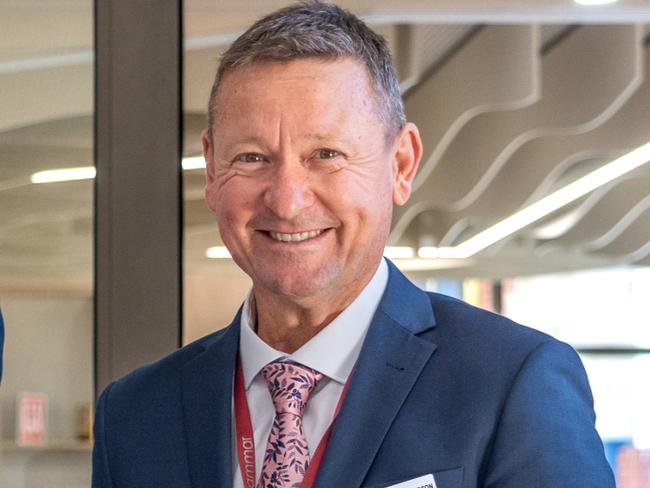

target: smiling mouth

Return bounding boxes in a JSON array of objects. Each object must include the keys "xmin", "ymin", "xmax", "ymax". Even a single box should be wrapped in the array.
[{"xmin": 268, "ymin": 229, "xmax": 324, "ymax": 242}]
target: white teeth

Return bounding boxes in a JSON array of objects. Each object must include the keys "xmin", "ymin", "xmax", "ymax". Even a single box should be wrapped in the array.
[{"xmin": 269, "ymin": 229, "xmax": 323, "ymax": 242}]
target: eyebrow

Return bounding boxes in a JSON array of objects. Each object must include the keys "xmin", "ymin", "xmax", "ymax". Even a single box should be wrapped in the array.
[
  {"xmin": 301, "ymin": 133, "xmax": 352, "ymax": 146},
  {"xmin": 302, "ymin": 133, "xmax": 331, "ymax": 141},
  {"xmin": 221, "ymin": 137, "xmax": 268, "ymax": 154},
  {"xmin": 228, "ymin": 134, "xmax": 350, "ymax": 146}
]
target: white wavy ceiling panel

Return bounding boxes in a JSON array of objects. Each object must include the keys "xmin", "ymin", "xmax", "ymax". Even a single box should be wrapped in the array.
[
  {"xmin": 424, "ymin": 44, "xmax": 650, "ymax": 247},
  {"xmin": 389, "ymin": 25, "xmax": 650, "ymax": 275},
  {"xmin": 393, "ymin": 25, "xmax": 644, "ymax": 241}
]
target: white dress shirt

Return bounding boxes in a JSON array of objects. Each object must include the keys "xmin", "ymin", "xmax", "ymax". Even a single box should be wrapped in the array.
[{"xmin": 232, "ymin": 258, "xmax": 388, "ymax": 488}]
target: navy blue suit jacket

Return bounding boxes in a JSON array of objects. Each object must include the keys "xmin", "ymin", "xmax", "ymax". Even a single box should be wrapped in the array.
[
  {"xmin": 0, "ymin": 308, "xmax": 4, "ymax": 383},
  {"xmin": 92, "ymin": 261, "xmax": 614, "ymax": 487}
]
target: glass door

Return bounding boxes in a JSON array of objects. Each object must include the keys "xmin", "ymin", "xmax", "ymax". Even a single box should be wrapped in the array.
[{"xmin": 0, "ymin": 1, "xmax": 94, "ymax": 486}]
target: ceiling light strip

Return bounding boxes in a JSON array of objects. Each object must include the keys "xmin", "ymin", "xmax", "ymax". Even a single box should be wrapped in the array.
[
  {"xmin": 383, "ymin": 246, "xmax": 416, "ymax": 259},
  {"xmin": 181, "ymin": 156, "xmax": 206, "ymax": 170},
  {"xmin": 30, "ymin": 167, "xmax": 97, "ymax": 184},
  {"xmin": 206, "ymin": 246, "xmax": 232, "ymax": 259},
  {"xmin": 423, "ymin": 141, "xmax": 650, "ymax": 259},
  {"xmin": 30, "ymin": 157, "xmax": 207, "ymax": 184}
]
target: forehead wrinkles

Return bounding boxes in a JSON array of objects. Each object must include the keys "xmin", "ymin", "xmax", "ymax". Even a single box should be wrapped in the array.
[{"xmin": 212, "ymin": 59, "xmax": 384, "ymax": 134}]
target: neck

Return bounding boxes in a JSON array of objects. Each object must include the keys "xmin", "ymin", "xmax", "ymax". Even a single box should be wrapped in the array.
[
  {"xmin": 256, "ymin": 301, "xmax": 341, "ymax": 354},
  {"xmin": 253, "ymin": 275, "xmax": 374, "ymax": 354}
]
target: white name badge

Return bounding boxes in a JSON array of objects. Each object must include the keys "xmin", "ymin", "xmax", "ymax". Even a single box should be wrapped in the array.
[{"xmin": 386, "ymin": 474, "xmax": 436, "ymax": 488}]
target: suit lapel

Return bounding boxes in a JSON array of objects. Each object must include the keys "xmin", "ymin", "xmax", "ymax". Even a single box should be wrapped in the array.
[
  {"xmin": 314, "ymin": 261, "xmax": 438, "ymax": 488},
  {"xmin": 181, "ymin": 316, "xmax": 240, "ymax": 488}
]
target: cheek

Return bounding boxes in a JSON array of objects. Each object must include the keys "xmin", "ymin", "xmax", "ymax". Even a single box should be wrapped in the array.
[
  {"xmin": 327, "ymin": 181, "xmax": 393, "ymax": 233},
  {"xmin": 216, "ymin": 203, "xmax": 249, "ymax": 256},
  {"xmin": 331, "ymin": 168, "xmax": 393, "ymax": 211},
  {"xmin": 213, "ymin": 179, "xmax": 259, "ymax": 229}
]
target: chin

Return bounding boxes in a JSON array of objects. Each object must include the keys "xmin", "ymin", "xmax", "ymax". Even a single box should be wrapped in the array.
[{"xmin": 255, "ymin": 262, "xmax": 342, "ymax": 299}]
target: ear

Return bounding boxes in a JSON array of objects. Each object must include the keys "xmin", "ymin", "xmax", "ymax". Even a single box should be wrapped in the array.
[
  {"xmin": 391, "ymin": 122, "xmax": 422, "ymax": 206},
  {"xmin": 202, "ymin": 128, "xmax": 217, "ymax": 212}
]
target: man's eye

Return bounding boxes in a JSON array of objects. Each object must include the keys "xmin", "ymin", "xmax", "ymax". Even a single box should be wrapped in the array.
[
  {"xmin": 314, "ymin": 149, "xmax": 339, "ymax": 159},
  {"xmin": 235, "ymin": 153, "xmax": 266, "ymax": 163}
]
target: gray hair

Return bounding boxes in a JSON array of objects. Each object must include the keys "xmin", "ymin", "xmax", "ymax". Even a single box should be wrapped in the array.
[{"xmin": 207, "ymin": 1, "xmax": 405, "ymax": 139}]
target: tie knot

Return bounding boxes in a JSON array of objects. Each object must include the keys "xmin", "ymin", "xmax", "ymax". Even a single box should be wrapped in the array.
[{"xmin": 261, "ymin": 361, "xmax": 324, "ymax": 416}]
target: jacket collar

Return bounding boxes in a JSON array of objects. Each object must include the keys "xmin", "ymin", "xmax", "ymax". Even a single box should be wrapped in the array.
[{"xmin": 378, "ymin": 259, "xmax": 437, "ymax": 335}]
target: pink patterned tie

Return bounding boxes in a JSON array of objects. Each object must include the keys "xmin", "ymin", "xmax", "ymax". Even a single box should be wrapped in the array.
[{"xmin": 258, "ymin": 361, "xmax": 324, "ymax": 488}]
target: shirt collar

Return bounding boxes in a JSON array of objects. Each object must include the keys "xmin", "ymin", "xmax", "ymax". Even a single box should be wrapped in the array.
[{"xmin": 239, "ymin": 258, "xmax": 388, "ymax": 389}]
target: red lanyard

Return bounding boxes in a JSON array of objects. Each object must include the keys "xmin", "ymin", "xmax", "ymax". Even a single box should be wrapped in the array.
[{"xmin": 234, "ymin": 357, "xmax": 351, "ymax": 488}]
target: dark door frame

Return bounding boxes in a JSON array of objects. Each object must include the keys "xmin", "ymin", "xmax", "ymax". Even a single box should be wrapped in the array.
[{"xmin": 94, "ymin": 0, "xmax": 183, "ymax": 395}]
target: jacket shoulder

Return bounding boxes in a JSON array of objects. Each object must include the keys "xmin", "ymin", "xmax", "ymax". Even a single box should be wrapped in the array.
[
  {"xmin": 428, "ymin": 291, "xmax": 557, "ymax": 350},
  {"xmin": 101, "ymin": 326, "xmax": 231, "ymax": 403},
  {"xmin": 424, "ymin": 291, "xmax": 574, "ymax": 385}
]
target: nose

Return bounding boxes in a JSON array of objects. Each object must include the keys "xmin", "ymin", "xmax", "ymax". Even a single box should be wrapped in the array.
[{"xmin": 263, "ymin": 161, "xmax": 316, "ymax": 220}]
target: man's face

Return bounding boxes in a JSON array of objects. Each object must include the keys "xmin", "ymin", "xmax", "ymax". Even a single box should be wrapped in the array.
[{"xmin": 203, "ymin": 57, "xmax": 420, "ymax": 302}]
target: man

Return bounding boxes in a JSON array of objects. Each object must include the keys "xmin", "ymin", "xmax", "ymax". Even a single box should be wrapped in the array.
[{"xmin": 92, "ymin": 2, "xmax": 615, "ymax": 487}]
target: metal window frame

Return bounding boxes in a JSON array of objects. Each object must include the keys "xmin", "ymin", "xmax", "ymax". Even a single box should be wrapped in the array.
[{"xmin": 94, "ymin": 0, "xmax": 184, "ymax": 395}]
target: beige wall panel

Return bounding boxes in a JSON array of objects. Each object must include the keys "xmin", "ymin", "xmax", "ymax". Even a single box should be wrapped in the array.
[
  {"xmin": 184, "ymin": 47, "xmax": 225, "ymax": 115},
  {"xmin": 183, "ymin": 267, "xmax": 251, "ymax": 344},
  {"xmin": 0, "ymin": 66, "xmax": 92, "ymax": 132},
  {"xmin": 0, "ymin": 293, "xmax": 93, "ymax": 440}
]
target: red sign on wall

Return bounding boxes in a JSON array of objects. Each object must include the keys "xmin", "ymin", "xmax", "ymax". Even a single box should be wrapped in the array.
[{"xmin": 16, "ymin": 392, "xmax": 48, "ymax": 446}]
